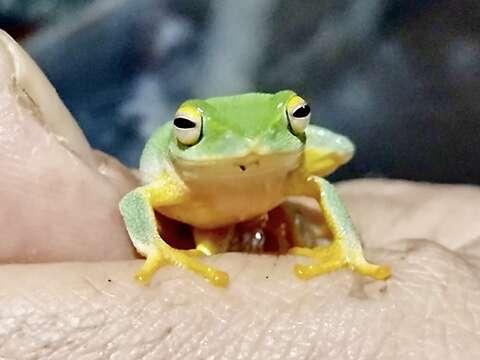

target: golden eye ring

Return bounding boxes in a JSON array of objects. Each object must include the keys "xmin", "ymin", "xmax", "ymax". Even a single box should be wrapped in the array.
[
  {"xmin": 286, "ymin": 95, "xmax": 311, "ymax": 135},
  {"xmin": 173, "ymin": 106, "xmax": 203, "ymax": 145}
]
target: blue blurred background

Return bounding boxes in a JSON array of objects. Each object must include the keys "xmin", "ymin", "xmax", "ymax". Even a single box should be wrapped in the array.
[{"xmin": 1, "ymin": 0, "xmax": 479, "ymax": 183}]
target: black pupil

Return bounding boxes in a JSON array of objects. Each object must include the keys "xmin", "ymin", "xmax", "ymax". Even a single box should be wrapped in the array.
[
  {"xmin": 174, "ymin": 117, "xmax": 196, "ymax": 129},
  {"xmin": 293, "ymin": 104, "xmax": 310, "ymax": 118}
]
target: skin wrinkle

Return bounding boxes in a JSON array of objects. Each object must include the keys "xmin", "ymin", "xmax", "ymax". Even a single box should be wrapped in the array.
[
  {"xmin": 288, "ymin": 304, "xmax": 312, "ymax": 355},
  {"xmin": 204, "ymin": 307, "xmax": 242, "ymax": 358},
  {"xmin": 221, "ymin": 309, "xmax": 249, "ymax": 358},
  {"xmin": 82, "ymin": 276, "xmax": 117, "ymax": 299},
  {"xmin": 235, "ymin": 257, "xmax": 313, "ymax": 358},
  {"xmin": 218, "ymin": 309, "xmax": 246, "ymax": 359},
  {"xmin": 182, "ymin": 320, "xmax": 214, "ymax": 359},
  {"xmin": 143, "ymin": 305, "xmax": 178, "ymax": 358},
  {"xmin": 348, "ymin": 307, "xmax": 372, "ymax": 360},
  {"xmin": 409, "ymin": 254, "xmax": 449, "ymax": 288},
  {"xmin": 368, "ymin": 314, "xmax": 393, "ymax": 360},
  {"xmin": 258, "ymin": 308, "xmax": 292, "ymax": 359},
  {"xmin": 343, "ymin": 306, "xmax": 362, "ymax": 359},
  {"xmin": 442, "ymin": 323, "xmax": 453, "ymax": 360},
  {"xmin": 223, "ymin": 301, "xmax": 256, "ymax": 358},
  {"xmin": 174, "ymin": 309, "xmax": 208, "ymax": 359},
  {"xmin": 404, "ymin": 250, "xmax": 468, "ymax": 360},
  {"xmin": 282, "ymin": 302, "xmax": 315, "ymax": 359},
  {"xmin": 162, "ymin": 289, "xmax": 205, "ymax": 358},
  {"xmin": 68, "ymin": 289, "xmax": 114, "ymax": 357}
]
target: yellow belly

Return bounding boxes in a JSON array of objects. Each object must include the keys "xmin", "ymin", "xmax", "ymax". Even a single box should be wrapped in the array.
[{"xmin": 157, "ymin": 152, "xmax": 301, "ymax": 229}]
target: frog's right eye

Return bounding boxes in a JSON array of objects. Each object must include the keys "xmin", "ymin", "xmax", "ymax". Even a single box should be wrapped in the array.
[
  {"xmin": 286, "ymin": 95, "xmax": 310, "ymax": 135},
  {"xmin": 173, "ymin": 106, "xmax": 202, "ymax": 145}
]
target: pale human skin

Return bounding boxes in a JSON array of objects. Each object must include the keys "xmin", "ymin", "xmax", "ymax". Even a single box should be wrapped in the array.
[{"xmin": 1, "ymin": 31, "xmax": 480, "ymax": 359}]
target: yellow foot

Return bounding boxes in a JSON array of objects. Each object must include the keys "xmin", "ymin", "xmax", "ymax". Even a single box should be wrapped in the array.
[
  {"xmin": 289, "ymin": 245, "xmax": 391, "ymax": 280},
  {"xmin": 135, "ymin": 247, "xmax": 229, "ymax": 287}
]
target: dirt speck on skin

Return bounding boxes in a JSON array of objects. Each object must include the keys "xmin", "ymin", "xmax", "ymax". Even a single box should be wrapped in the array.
[{"xmin": 348, "ymin": 278, "xmax": 369, "ymax": 300}]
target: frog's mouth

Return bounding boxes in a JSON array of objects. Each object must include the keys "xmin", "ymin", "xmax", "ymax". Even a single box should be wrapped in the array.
[{"xmin": 173, "ymin": 151, "xmax": 303, "ymax": 180}]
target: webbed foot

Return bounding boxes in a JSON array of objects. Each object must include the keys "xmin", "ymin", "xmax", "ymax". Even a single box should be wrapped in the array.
[
  {"xmin": 136, "ymin": 247, "xmax": 229, "ymax": 287},
  {"xmin": 289, "ymin": 244, "xmax": 391, "ymax": 280}
]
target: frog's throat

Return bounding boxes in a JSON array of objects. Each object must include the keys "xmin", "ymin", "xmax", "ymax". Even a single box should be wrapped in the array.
[
  {"xmin": 160, "ymin": 151, "xmax": 303, "ymax": 228},
  {"xmin": 172, "ymin": 151, "xmax": 303, "ymax": 181}
]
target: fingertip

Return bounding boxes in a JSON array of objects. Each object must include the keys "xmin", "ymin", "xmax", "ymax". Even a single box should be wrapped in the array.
[{"xmin": 0, "ymin": 29, "xmax": 94, "ymax": 164}]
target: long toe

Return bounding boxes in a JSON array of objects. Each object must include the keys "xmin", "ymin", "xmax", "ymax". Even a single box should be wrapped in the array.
[
  {"xmin": 352, "ymin": 263, "xmax": 391, "ymax": 280},
  {"xmin": 294, "ymin": 260, "xmax": 346, "ymax": 280},
  {"xmin": 165, "ymin": 249, "xmax": 230, "ymax": 287}
]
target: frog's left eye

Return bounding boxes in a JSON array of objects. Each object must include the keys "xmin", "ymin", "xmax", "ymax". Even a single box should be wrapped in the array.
[
  {"xmin": 173, "ymin": 106, "xmax": 202, "ymax": 145},
  {"xmin": 287, "ymin": 96, "xmax": 311, "ymax": 135}
]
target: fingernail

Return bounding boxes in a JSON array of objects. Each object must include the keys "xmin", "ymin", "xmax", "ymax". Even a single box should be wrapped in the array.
[{"xmin": 0, "ymin": 30, "xmax": 94, "ymax": 165}]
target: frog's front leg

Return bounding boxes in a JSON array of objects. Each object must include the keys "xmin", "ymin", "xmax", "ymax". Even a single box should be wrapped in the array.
[
  {"xmin": 289, "ymin": 176, "xmax": 391, "ymax": 280},
  {"xmin": 119, "ymin": 174, "xmax": 229, "ymax": 287}
]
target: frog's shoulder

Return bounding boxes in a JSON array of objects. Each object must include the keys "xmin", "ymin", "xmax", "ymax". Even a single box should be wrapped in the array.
[
  {"xmin": 139, "ymin": 122, "xmax": 173, "ymax": 183},
  {"xmin": 305, "ymin": 125, "xmax": 351, "ymax": 150},
  {"xmin": 303, "ymin": 124, "xmax": 355, "ymax": 177}
]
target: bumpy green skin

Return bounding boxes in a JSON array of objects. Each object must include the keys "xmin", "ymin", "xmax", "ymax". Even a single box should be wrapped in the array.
[{"xmin": 119, "ymin": 90, "xmax": 390, "ymax": 286}]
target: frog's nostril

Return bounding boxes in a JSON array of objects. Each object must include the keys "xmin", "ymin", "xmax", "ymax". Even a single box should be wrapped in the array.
[{"xmin": 236, "ymin": 159, "xmax": 259, "ymax": 172}]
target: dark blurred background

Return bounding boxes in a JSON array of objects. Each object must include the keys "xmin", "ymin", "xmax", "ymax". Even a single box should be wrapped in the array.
[{"xmin": 1, "ymin": 0, "xmax": 479, "ymax": 183}]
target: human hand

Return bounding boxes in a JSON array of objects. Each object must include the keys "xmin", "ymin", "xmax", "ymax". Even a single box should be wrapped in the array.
[{"xmin": 1, "ymin": 31, "xmax": 480, "ymax": 359}]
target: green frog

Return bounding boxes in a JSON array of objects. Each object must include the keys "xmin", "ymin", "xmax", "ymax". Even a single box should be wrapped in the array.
[{"xmin": 119, "ymin": 91, "xmax": 391, "ymax": 287}]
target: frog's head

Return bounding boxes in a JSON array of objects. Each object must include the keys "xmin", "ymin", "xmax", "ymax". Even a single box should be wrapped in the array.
[{"xmin": 168, "ymin": 90, "xmax": 352, "ymax": 177}]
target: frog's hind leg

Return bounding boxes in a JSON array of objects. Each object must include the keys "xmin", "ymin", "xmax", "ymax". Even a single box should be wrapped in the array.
[
  {"xmin": 289, "ymin": 177, "xmax": 391, "ymax": 280},
  {"xmin": 193, "ymin": 226, "xmax": 234, "ymax": 256},
  {"xmin": 280, "ymin": 200, "xmax": 332, "ymax": 249},
  {"xmin": 119, "ymin": 174, "xmax": 229, "ymax": 287}
]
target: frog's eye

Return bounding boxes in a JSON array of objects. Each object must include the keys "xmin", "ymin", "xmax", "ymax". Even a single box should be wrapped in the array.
[
  {"xmin": 286, "ymin": 95, "xmax": 311, "ymax": 135},
  {"xmin": 173, "ymin": 106, "xmax": 202, "ymax": 145}
]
